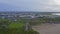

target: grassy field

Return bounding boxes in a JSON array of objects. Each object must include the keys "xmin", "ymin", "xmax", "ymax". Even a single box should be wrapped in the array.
[{"xmin": 0, "ymin": 18, "xmax": 39, "ymax": 34}]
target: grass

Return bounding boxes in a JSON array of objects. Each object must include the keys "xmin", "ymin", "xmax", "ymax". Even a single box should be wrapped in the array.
[
  {"xmin": 8, "ymin": 22, "xmax": 25, "ymax": 29},
  {"xmin": 0, "ymin": 19, "xmax": 39, "ymax": 34}
]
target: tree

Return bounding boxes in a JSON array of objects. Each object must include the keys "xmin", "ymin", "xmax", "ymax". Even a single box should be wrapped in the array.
[{"xmin": 0, "ymin": 19, "xmax": 9, "ymax": 29}]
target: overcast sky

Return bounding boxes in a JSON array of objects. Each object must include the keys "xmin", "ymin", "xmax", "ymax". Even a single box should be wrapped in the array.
[{"xmin": 0, "ymin": 0, "xmax": 60, "ymax": 12}]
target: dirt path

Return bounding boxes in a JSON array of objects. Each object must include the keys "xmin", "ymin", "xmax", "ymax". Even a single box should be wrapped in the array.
[{"xmin": 32, "ymin": 24, "xmax": 60, "ymax": 34}]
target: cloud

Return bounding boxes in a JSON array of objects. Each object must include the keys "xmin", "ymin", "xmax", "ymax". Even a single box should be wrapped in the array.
[
  {"xmin": 0, "ymin": 0, "xmax": 60, "ymax": 11},
  {"xmin": 0, "ymin": 3, "xmax": 21, "ymax": 11}
]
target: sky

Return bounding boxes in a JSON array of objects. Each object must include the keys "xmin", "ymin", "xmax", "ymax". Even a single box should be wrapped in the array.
[{"xmin": 0, "ymin": 0, "xmax": 60, "ymax": 12}]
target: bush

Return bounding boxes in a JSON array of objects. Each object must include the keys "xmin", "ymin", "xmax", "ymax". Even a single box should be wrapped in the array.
[{"xmin": 25, "ymin": 29, "xmax": 39, "ymax": 34}]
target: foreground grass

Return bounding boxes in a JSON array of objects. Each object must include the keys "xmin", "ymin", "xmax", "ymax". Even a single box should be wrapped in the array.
[{"xmin": 0, "ymin": 19, "xmax": 39, "ymax": 34}]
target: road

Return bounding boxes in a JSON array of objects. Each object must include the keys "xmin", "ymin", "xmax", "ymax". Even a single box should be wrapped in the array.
[{"xmin": 32, "ymin": 24, "xmax": 60, "ymax": 34}]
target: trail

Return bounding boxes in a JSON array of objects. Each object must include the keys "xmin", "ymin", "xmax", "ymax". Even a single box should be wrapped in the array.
[{"xmin": 32, "ymin": 24, "xmax": 60, "ymax": 34}]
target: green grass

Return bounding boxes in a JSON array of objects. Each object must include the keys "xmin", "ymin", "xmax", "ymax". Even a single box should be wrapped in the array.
[
  {"xmin": 8, "ymin": 23, "xmax": 25, "ymax": 29},
  {"xmin": 7, "ymin": 22, "xmax": 39, "ymax": 34},
  {"xmin": 0, "ymin": 18, "xmax": 39, "ymax": 34}
]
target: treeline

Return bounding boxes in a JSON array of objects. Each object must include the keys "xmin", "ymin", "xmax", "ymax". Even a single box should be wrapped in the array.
[{"xmin": 29, "ymin": 17, "xmax": 60, "ymax": 25}]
